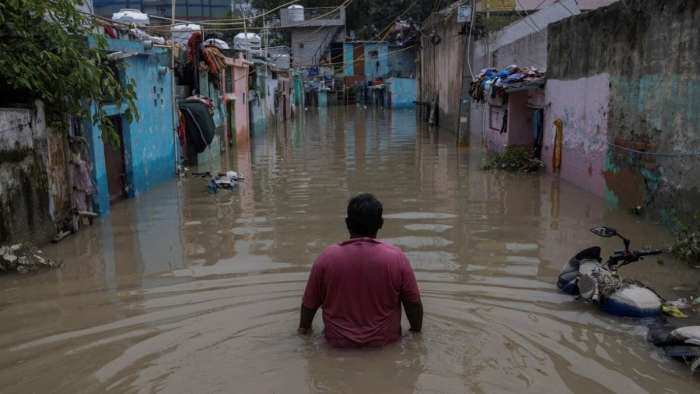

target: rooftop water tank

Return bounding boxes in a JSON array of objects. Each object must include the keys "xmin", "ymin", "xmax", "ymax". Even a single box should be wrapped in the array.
[
  {"xmin": 112, "ymin": 9, "xmax": 149, "ymax": 26},
  {"xmin": 234, "ymin": 33, "xmax": 262, "ymax": 52},
  {"xmin": 287, "ymin": 5, "xmax": 304, "ymax": 23}
]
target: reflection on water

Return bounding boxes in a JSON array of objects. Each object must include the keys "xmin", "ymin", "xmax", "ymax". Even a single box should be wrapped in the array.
[{"xmin": 0, "ymin": 108, "xmax": 699, "ymax": 393}]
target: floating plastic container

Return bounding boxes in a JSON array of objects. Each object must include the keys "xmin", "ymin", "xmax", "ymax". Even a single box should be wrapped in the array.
[
  {"xmin": 172, "ymin": 24, "xmax": 201, "ymax": 45},
  {"xmin": 287, "ymin": 5, "xmax": 304, "ymax": 23},
  {"xmin": 112, "ymin": 9, "xmax": 149, "ymax": 26},
  {"xmin": 234, "ymin": 33, "xmax": 262, "ymax": 52}
]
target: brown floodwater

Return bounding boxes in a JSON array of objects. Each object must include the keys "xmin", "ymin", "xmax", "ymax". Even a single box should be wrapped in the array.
[{"xmin": 1, "ymin": 107, "xmax": 699, "ymax": 393}]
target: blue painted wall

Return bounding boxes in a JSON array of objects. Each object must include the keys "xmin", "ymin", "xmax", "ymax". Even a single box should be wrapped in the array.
[
  {"xmin": 364, "ymin": 43, "xmax": 389, "ymax": 81},
  {"xmin": 318, "ymin": 90, "xmax": 328, "ymax": 106},
  {"xmin": 89, "ymin": 38, "xmax": 175, "ymax": 215},
  {"xmin": 343, "ymin": 42, "xmax": 394, "ymax": 80},
  {"xmin": 387, "ymin": 78, "xmax": 417, "ymax": 109},
  {"xmin": 343, "ymin": 43, "xmax": 354, "ymax": 76},
  {"xmin": 388, "ymin": 46, "xmax": 417, "ymax": 78}
]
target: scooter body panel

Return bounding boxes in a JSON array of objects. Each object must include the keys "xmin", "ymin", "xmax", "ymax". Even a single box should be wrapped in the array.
[{"xmin": 600, "ymin": 285, "xmax": 662, "ymax": 317}]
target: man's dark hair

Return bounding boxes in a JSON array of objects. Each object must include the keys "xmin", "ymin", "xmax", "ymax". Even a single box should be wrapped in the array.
[{"xmin": 346, "ymin": 193, "xmax": 383, "ymax": 237}]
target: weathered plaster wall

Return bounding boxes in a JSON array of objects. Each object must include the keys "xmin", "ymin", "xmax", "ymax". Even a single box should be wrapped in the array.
[
  {"xmin": 419, "ymin": 10, "xmax": 465, "ymax": 131},
  {"xmin": 548, "ymin": 0, "xmax": 700, "ymax": 217},
  {"xmin": 387, "ymin": 78, "xmax": 416, "ymax": 109},
  {"xmin": 46, "ymin": 129, "xmax": 71, "ymax": 220},
  {"xmin": 0, "ymin": 104, "xmax": 54, "ymax": 244},
  {"xmin": 510, "ymin": 0, "xmax": 618, "ymax": 10},
  {"xmin": 266, "ymin": 79, "xmax": 278, "ymax": 117},
  {"xmin": 506, "ymin": 91, "xmax": 532, "ymax": 146},
  {"xmin": 291, "ymin": 27, "xmax": 340, "ymax": 67},
  {"xmin": 232, "ymin": 63, "xmax": 250, "ymax": 139},
  {"xmin": 124, "ymin": 49, "xmax": 176, "ymax": 196},
  {"xmin": 544, "ymin": 74, "xmax": 610, "ymax": 197},
  {"xmin": 388, "ymin": 46, "xmax": 416, "ymax": 78},
  {"xmin": 363, "ymin": 43, "xmax": 389, "ymax": 81},
  {"xmin": 469, "ymin": 0, "xmax": 580, "ymax": 149},
  {"xmin": 492, "ymin": 29, "xmax": 547, "ymax": 71},
  {"xmin": 250, "ymin": 64, "xmax": 269, "ymax": 133},
  {"xmin": 90, "ymin": 39, "xmax": 176, "ymax": 214},
  {"xmin": 342, "ymin": 44, "xmax": 354, "ymax": 76}
]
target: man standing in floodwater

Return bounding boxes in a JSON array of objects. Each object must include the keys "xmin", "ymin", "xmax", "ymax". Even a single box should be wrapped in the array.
[{"xmin": 298, "ymin": 193, "xmax": 423, "ymax": 347}]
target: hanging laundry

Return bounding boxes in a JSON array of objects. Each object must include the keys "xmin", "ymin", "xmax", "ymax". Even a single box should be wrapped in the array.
[{"xmin": 179, "ymin": 99, "xmax": 216, "ymax": 154}]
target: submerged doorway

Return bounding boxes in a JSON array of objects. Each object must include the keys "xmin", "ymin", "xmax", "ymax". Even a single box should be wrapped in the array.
[{"xmin": 103, "ymin": 115, "xmax": 127, "ymax": 204}]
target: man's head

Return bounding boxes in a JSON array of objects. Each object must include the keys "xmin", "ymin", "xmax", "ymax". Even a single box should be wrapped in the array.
[{"xmin": 345, "ymin": 193, "xmax": 383, "ymax": 238}]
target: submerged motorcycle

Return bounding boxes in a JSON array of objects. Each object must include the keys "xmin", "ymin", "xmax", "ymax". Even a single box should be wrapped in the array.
[
  {"xmin": 557, "ymin": 226, "xmax": 664, "ymax": 317},
  {"xmin": 557, "ymin": 226, "xmax": 700, "ymax": 371}
]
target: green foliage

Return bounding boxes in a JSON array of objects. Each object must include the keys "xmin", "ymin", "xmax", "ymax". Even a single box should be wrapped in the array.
[
  {"xmin": 482, "ymin": 145, "xmax": 544, "ymax": 173},
  {"xmin": 0, "ymin": 0, "xmax": 138, "ymax": 141},
  {"xmin": 671, "ymin": 211, "xmax": 700, "ymax": 266}
]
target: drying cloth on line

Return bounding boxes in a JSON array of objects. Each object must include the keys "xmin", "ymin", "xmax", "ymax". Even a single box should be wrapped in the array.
[{"xmin": 179, "ymin": 100, "xmax": 215, "ymax": 154}]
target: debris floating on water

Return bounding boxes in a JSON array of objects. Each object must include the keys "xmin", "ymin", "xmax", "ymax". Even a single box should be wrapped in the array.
[{"xmin": 0, "ymin": 244, "xmax": 62, "ymax": 274}]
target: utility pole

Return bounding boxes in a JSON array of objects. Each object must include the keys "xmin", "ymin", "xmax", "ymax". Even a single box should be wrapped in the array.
[
  {"xmin": 242, "ymin": 0, "xmax": 247, "ymax": 34},
  {"xmin": 263, "ymin": 9, "xmax": 267, "ymax": 58},
  {"xmin": 171, "ymin": 0, "xmax": 179, "ymax": 173}
]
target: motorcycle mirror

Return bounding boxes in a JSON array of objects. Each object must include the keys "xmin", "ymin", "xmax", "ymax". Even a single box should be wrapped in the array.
[{"xmin": 590, "ymin": 226, "xmax": 618, "ymax": 238}]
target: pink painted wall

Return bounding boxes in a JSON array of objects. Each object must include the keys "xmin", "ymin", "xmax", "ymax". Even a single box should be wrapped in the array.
[
  {"xmin": 484, "ymin": 104, "xmax": 508, "ymax": 152},
  {"xmin": 483, "ymin": 90, "xmax": 545, "ymax": 152},
  {"xmin": 231, "ymin": 59, "xmax": 250, "ymax": 141},
  {"xmin": 543, "ymin": 73, "xmax": 610, "ymax": 197},
  {"xmin": 507, "ymin": 91, "xmax": 532, "ymax": 146}
]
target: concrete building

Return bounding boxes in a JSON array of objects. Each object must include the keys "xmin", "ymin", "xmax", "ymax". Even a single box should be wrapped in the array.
[
  {"xmin": 469, "ymin": 0, "xmax": 582, "ymax": 153},
  {"xmin": 419, "ymin": 0, "xmax": 618, "ymax": 135},
  {"xmin": 88, "ymin": 38, "xmax": 176, "ymax": 215},
  {"xmin": 343, "ymin": 42, "xmax": 389, "ymax": 81},
  {"xmin": 418, "ymin": 4, "xmax": 468, "ymax": 131},
  {"xmin": 0, "ymin": 103, "xmax": 55, "ymax": 244},
  {"xmin": 249, "ymin": 59, "xmax": 272, "ymax": 134},
  {"xmin": 545, "ymin": 0, "xmax": 700, "ymax": 220},
  {"xmin": 342, "ymin": 41, "xmax": 417, "ymax": 108},
  {"xmin": 279, "ymin": 6, "xmax": 346, "ymax": 68},
  {"xmin": 93, "ymin": 0, "xmax": 234, "ymax": 20},
  {"xmin": 461, "ymin": 0, "xmax": 698, "ymax": 222},
  {"xmin": 222, "ymin": 56, "xmax": 251, "ymax": 143},
  {"xmin": 386, "ymin": 78, "xmax": 417, "ymax": 109}
]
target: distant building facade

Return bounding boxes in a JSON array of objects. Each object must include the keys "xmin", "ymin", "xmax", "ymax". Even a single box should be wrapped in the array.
[
  {"xmin": 93, "ymin": 0, "xmax": 235, "ymax": 20},
  {"xmin": 278, "ymin": 6, "xmax": 346, "ymax": 68}
]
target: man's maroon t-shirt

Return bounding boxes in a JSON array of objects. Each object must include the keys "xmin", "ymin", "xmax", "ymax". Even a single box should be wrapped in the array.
[{"xmin": 302, "ymin": 237, "xmax": 421, "ymax": 347}]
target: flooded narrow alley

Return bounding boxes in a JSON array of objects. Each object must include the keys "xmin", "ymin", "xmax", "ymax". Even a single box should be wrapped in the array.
[{"xmin": 1, "ymin": 108, "xmax": 698, "ymax": 393}]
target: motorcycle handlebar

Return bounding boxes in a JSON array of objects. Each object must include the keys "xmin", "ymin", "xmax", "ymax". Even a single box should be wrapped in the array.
[{"xmin": 608, "ymin": 249, "xmax": 664, "ymax": 268}]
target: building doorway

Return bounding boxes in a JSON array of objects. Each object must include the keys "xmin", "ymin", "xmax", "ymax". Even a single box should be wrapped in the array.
[{"xmin": 103, "ymin": 115, "xmax": 127, "ymax": 204}]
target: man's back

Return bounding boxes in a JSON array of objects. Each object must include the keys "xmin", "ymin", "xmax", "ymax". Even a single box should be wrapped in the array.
[{"xmin": 302, "ymin": 237, "xmax": 421, "ymax": 347}]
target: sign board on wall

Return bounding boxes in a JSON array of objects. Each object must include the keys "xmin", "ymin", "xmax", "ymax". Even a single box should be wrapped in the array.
[
  {"xmin": 485, "ymin": 0, "xmax": 516, "ymax": 11},
  {"xmin": 457, "ymin": 5, "xmax": 472, "ymax": 23}
]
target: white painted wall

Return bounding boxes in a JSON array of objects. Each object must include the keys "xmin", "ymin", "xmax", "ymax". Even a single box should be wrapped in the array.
[{"xmin": 291, "ymin": 27, "xmax": 344, "ymax": 67}]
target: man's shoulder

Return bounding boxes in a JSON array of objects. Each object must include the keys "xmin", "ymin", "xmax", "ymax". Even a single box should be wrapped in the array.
[
  {"xmin": 316, "ymin": 243, "xmax": 343, "ymax": 263},
  {"xmin": 376, "ymin": 240, "xmax": 405, "ymax": 255},
  {"xmin": 321, "ymin": 238, "xmax": 407, "ymax": 261}
]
